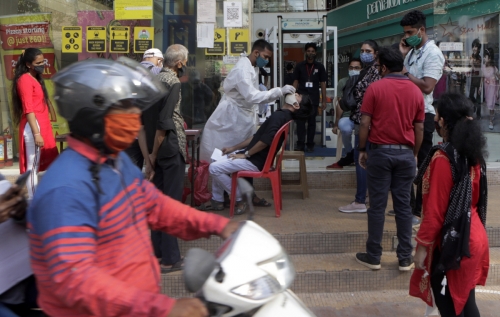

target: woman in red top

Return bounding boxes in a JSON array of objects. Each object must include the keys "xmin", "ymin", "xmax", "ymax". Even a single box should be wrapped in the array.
[
  {"xmin": 11, "ymin": 48, "xmax": 58, "ymax": 199},
  {"xmin": 410, "ymin": 93, "xmax": 489, "ymax": 317}
]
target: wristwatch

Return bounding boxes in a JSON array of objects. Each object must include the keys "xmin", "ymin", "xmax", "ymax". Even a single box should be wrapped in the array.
[{"xmin": 244, "ymin": 150, "xmax": 251, "ymax": 158}]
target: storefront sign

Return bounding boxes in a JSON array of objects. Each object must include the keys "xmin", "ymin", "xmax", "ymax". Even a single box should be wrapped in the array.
[
  {"xmin": 0, "ymin": 21, "xmax": 52, "ymax": 50},
  {"xmin": 206, "ymin": 28, "xmax": 226, "ymax": 55},
  {"xmin": 282, "ymin": 19, "xmax": 324, "ymax": 31},
  {"xmin": 86, "ymin": 26, "xmax": 106, "ymax": 52},
  {"xmin": 62, "ymin": 26, "xmax": 82, "ymax": 53},
  {"xmin": 366, "ymin": 0, "xmax": 418, "ymax": 20},
  {"xmin": 229, "ymin": 29, "xmax": 248, "ymax": 56},
  {"xmin": 110, "ymin": 26, "xmax": 130, "ymax": 53},
  {"xmin": 115, "ymin": 0, "xmax": 153, "ymax": 20},
  {"xmin": 3, "ymin": 53, "xmax": 57, "ymax": 80},
  {"xmin": 439, "ymin": 42, "xmax": 463, "ymax": 51},
  {"xmin": 134, "ymin": 26, "xmax": 154, "ymax": 53}
]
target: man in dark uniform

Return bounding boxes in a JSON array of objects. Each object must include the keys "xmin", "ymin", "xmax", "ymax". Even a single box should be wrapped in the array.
[{"xmin": 293, "ymin": 43, "xmax": 327, "ymax": 152}]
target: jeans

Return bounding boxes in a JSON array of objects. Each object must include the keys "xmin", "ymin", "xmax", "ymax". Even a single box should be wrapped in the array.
[
  {"xmin": 296, "ymin": 104, "xmax": 318, "ymax": 148},
  {"xmin": 338, "ymin": 117, "xmax": 354, "ymax": 153},
  {"xmin": 411, "ymin": 113, "xmax": 435, "ymax": 217},
  {"xmin": 365, "ymin": 148, "xmax": 415, "ymax": 262},
  {"xmin": 354, "ymin": 134, "xmax": 367, "ymax": 204}
]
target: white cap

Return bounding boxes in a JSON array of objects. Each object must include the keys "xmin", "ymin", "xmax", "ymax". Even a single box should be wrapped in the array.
[
  {"xmin": 143, "ymin": 48, "xmax": 163, "ymax": 59},
  {"xmin": 285, "ymin": 94, "xmax": 298, "ymax": 106}
]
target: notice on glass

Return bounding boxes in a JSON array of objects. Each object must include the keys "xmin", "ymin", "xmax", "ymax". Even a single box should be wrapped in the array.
[
  {"xmin": 197, "ymin": 0, "xmax": 216, "ymax": 23},
  {"xmin": 224, "ymin": 1, "xmax": 242, "ymax": 28},
  {"xmin": 197, "ymin": 23, "xmax": 214, "ymax": 48}
]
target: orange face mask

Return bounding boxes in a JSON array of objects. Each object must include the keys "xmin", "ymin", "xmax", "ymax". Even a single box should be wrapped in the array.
[{"xmin": 103, "ymin": 113, "xmax": 141, "ymax": 153}]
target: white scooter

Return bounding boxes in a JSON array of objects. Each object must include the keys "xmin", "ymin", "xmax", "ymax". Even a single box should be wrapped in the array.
[{"xmin": 183, "ymin": 180, "xmax": 317, "ymax": 317}]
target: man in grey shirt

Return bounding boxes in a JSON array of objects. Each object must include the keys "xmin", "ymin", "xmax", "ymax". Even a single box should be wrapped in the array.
[{"xmin": 399, "ymin": 10, "xmax": 444, "ymax": 223}]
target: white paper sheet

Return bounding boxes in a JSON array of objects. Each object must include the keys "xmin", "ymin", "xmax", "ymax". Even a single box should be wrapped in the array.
[
  {"xmin": 197, "ymin": 0, "xmax": 216, "ymax": 23},
  {"xmin": 223, "ymin": 1, "xmax": 242, "ymax": 27},
  {"xmin": 197, "ymin": 23, "xmax": 215, "ymax": 48},
  {"xmin": 211, "ymin": 148, "xmax": 229, "ymax": 162}
]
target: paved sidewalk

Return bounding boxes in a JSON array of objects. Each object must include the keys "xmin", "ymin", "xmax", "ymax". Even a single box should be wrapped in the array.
[{"xmin": 299, "ymin": 286, "xmax": 500, "ymax": 316}]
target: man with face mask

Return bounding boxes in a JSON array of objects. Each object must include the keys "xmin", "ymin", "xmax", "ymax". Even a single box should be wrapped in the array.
[
  {"xmin": 356, "ymin": 47, "xmax": 424, "ymax": 272},
  {"xmin": 326, "ymin": 58, "xmax": 362, "ymax": 169},
  {"xmin": 399, "ymin": 10, "xmax": 444, "ymax": 224},
  {"xmin": 209, "ymin": 93, "xmax": 312, "ymax": 214},
  {"xmin": 293, "ymin": 42, "xmax": 328, "ymax": 152},
  {"xmin": 141, "ymin": 48, "xmax": 164, "ymax": 74},
  {"xmin": 27, "ymin": 57, "xmax": 239, "ymax": 317}
]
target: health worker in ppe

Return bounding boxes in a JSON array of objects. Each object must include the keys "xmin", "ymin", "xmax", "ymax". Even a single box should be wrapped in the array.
[{"xmin": 200, "ymin": 39, "xmax": 295, "ymax": 162}]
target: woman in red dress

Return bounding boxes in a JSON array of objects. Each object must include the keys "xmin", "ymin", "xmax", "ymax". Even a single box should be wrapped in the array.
[
  {"xmin": 11, "ymin": 48, "xmax": 58, "ymax": 199},
  {"xmin": 410, "ymin": 93, "xmax": 489, "ymax": 317}
]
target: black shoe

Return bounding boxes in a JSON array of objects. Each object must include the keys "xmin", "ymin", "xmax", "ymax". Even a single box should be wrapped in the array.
[
  {"xmin": 306, "ymin": 146, "xmax": 314, "ymax": 153},
  {"xmin": 355, "ymin": 253, "xmax": 381, "ymax": 270},
  {"xmin": 399, "ymin": 256, "xmax": 414, "ymax": 271}
]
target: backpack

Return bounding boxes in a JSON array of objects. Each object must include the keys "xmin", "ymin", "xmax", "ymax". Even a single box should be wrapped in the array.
[{"xmin": 339, "ymin": 75, "xmax": 360, "ymax": 112}]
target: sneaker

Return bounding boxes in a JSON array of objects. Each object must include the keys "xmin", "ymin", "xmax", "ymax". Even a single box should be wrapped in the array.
[
  {"xmin": 412, "ymin": 216, "xmax": 421, "ymax": 228},
  {"xmin": 339, "ymin": 202, "xmax": 367, "ymax": 213},
  {"xmin": 387, "ymin": 210, "xmax": 395, "ymax": 216},
  {"xmin": 326, "ymin": 162, "xmax": 343, "ymax": 169},
  {"xmin": 399, "ymin": 257, "xmax": 414, "ymax": 271},
  {"xmin": 355, "ymin": 253, "xmax": 381, "ymax": 270},
  {"xmin": 489, "ymin": 122, "xmax": 494, "ymax": 130}
]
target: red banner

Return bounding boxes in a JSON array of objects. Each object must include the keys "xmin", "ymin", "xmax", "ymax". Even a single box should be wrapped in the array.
[
  {"xmin": 3, "ymin": 52, "xmax": 57, "ymax": 80},
  {"xmin": 0, "ymin": 22, "xmax": 53, "ymax": 50}
]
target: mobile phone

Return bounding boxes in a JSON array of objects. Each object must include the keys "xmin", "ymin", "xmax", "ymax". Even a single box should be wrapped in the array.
[
  {"xmin": 15, "ymin": 170, "xmax": 32, "ymax": 187},
  {"xmin": 403, "ymin": 38, "xmax": 410, "ymax": 47}
]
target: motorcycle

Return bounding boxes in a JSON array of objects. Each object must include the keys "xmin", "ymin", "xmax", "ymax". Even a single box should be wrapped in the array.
[{"xmin": 183, "ymin": 180, "xmax": 317, "ymax": 317}]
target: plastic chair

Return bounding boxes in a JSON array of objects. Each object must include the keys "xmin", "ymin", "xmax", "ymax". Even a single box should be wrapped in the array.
[{"xmin": 229, "ymin": 121, "xmax": 292, "ymax": 218}]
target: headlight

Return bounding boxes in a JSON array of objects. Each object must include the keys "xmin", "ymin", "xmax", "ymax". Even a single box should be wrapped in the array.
[
  {"xmin": 231, "ymin": 275, "xmax": 281, "ymax": 300},
  {"xmin": 258, "ymin": 252, "xmax": 295, "ymax": 289}
]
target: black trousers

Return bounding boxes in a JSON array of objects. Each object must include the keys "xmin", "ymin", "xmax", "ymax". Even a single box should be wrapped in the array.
[
  {"xmin": 431, "ymin": 249, "xmax": 480, "ymax": 317},
  {"xmin": 151, "ymin": 152, "xmax": 185, "ymax": 265},
  {"xmin": 296, "ymin": 105, "xmax": 318, "ymax": 148},
  {"xmin": 411, "ymin": 113, "xmax": 435, "ymax": 217},
  {"xmin": 124, "ymin": 139, "xmax": 144, "ymax": 170}
]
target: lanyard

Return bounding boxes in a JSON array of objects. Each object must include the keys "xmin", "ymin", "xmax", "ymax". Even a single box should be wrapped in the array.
[
  {"xmin": 306, "ymin": 63, "xmax": 315, "ymax": 80},
  {"xmin": 408, "ymin": 40, "xmax": 431, "ymax": 66}
]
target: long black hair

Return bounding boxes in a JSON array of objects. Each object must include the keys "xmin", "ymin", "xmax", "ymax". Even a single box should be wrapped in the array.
[
  {"xmin": 436, "ymin": 93, "xmax": 487, "ymax": 166},
  {"xmin": 11, "ymin": 48, "xmax": 49, "ymax": 125}
]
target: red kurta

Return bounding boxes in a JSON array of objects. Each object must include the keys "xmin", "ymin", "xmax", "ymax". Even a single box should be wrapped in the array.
[
  {"xmin": 409, "ymin": 150, "xmax": 489, "ymax": 315},
  {"xmin": 16, "ymin": 73, "xmax": 58, "ymax": 173}
]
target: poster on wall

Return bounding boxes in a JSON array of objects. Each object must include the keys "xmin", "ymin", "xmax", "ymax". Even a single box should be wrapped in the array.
[
  {"xmin": 206, "ymin": 28, "xmax": 226, "ymax": 55},
  {"xmin": 62, "ymin": 26, "xmax": 82, "ymax": 53},
  {"xmin": 0, "ymin": 13, "xmax": 69, "ymax": 156},
  {"xmin": 134, "ymin": 26, "xmax": 154, "ymax": 53},
  {"xmin": 77, "ymin": 11, "xmax": 150, "ymax": 61},
  {"xmin": 224, "ymin": 2, "xmax": 242, "ymax": 28},
  {"xmin": 229, "ymin": 29, "xmax": 248, "ymax": 56}
]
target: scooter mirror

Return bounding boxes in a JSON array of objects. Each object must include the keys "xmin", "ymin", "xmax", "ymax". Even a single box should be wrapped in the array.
[{"xmin": 184, "ymin": 248, "xmax": 217, "ymax": 293}]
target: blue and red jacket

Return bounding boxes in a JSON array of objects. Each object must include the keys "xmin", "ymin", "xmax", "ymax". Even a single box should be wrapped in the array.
[{"xmin": 27, "ymin": 137, "xmax": 229, "ymax": 317}]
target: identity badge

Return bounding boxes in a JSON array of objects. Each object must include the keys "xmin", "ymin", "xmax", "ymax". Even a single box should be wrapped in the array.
[{"xmin": 305, "ymin": 82, "xmax": 313, "ymax": 88}]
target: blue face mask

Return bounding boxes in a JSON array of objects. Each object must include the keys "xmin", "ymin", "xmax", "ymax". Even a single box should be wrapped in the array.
[
  {"xmin": 256, "ymin": 54, "xmax": 269, "ymax": 68},
  {"xmin": 360, "ymin": 52, "xmax": 375, "ymax": 64}
]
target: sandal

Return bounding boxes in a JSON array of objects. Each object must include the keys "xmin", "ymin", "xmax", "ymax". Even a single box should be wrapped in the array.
[
  {"xmin": 253, "ymin": 197, "xmax": 272, "ymax": 207},
  {"xmin": 161, "ymin": 258, "xmax": 184, "ymax": 274},
  {"xmin": 235, "ymin": 201, "xmax": 248, "ymax": 215},
  {"xmin": 205, "ymin": 199, "xmax": 224, "ymax": 211}
]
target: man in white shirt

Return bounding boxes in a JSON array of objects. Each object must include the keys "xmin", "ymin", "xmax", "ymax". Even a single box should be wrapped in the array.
[{"xmin": 399, "ymin": 10, "xmax": 445, "ymax": 223}]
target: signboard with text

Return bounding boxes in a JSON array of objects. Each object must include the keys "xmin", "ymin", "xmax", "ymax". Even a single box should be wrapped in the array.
[
  {"xmin": 206, "ymin": 28, "xmax": 225, "ymax": 55},
  {"xmin": 0, "ymin": 21, "xmax": 52, "ymax": 50},
  {"xmin": 133, "ymin": 26, "xmax": 154, "ymax": 53},
  {"xmin": 86, "ymin": 26, "xmax": 106, "ymax": 52},
  {"xmin": 229, "ymin": 29, "xmax": 248, "ymax": 56},
  {"xmin": 62, "ymin": 26, "xmax": 82, "ymax": 53},
  {"xmin": 110, "ymin": 26, "xmax": 130, "ymax": 53},
  {"xmin": 115, "ymin": 0, "xmax": 153, "ymax": 20}
]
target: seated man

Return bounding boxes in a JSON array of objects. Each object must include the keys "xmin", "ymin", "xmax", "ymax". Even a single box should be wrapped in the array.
[{"xmin": 209, "ymin": 93, "xmax": 312, "ymax": 215}]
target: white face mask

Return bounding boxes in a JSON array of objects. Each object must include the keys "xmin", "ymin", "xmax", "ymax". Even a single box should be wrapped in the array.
[
  {"xmin": 285, "ymin": 94, "xmax": 298, "ymax": 106},
  {"xmin": 349, "ymin": 70, "xmax": 360, "ymax": 77}
]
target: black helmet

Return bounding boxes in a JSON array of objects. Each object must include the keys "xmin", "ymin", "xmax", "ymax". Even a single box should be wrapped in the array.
[{"xmin": 52, "ymin": 57, "xmax": 167, "ymax": 151}]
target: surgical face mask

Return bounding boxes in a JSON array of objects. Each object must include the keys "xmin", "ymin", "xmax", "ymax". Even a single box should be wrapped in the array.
[
  {"xmin": 307, "ymin": 53, "xmax": 316, "ymax": 60},
  {"xmin": 34, "ymin": 65, "xmax": 45, "ymax": 74},
  {"xmin": 104, "ymin": 112, "xmax": 141, "ymax": 153},
  {"xmin": 285, "ymin": 94, "xmax": 298, "ymax": 106},
  {"xmin": 405, "ymin": 29, "xmax": 423, "ymax": 47},
  {"xmin": 177, "ymin": 64, "xmax": 187, "ymax": 78},
  {"xmin": 256, "ymin": 54, "xmax": 269, "ymax": 68},
  {"xmin": 360, "ymin": 53, "xmax": 375, "ymax": 64},
  {"xmin": 349, "ymin": 70, "xmax": 360, "ymax": 77}
]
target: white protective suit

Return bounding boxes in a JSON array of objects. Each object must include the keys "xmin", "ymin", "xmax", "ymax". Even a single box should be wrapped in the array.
[{"xmin": 200, "ymin": 57, "xmax": 283, "ymax": 161}]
